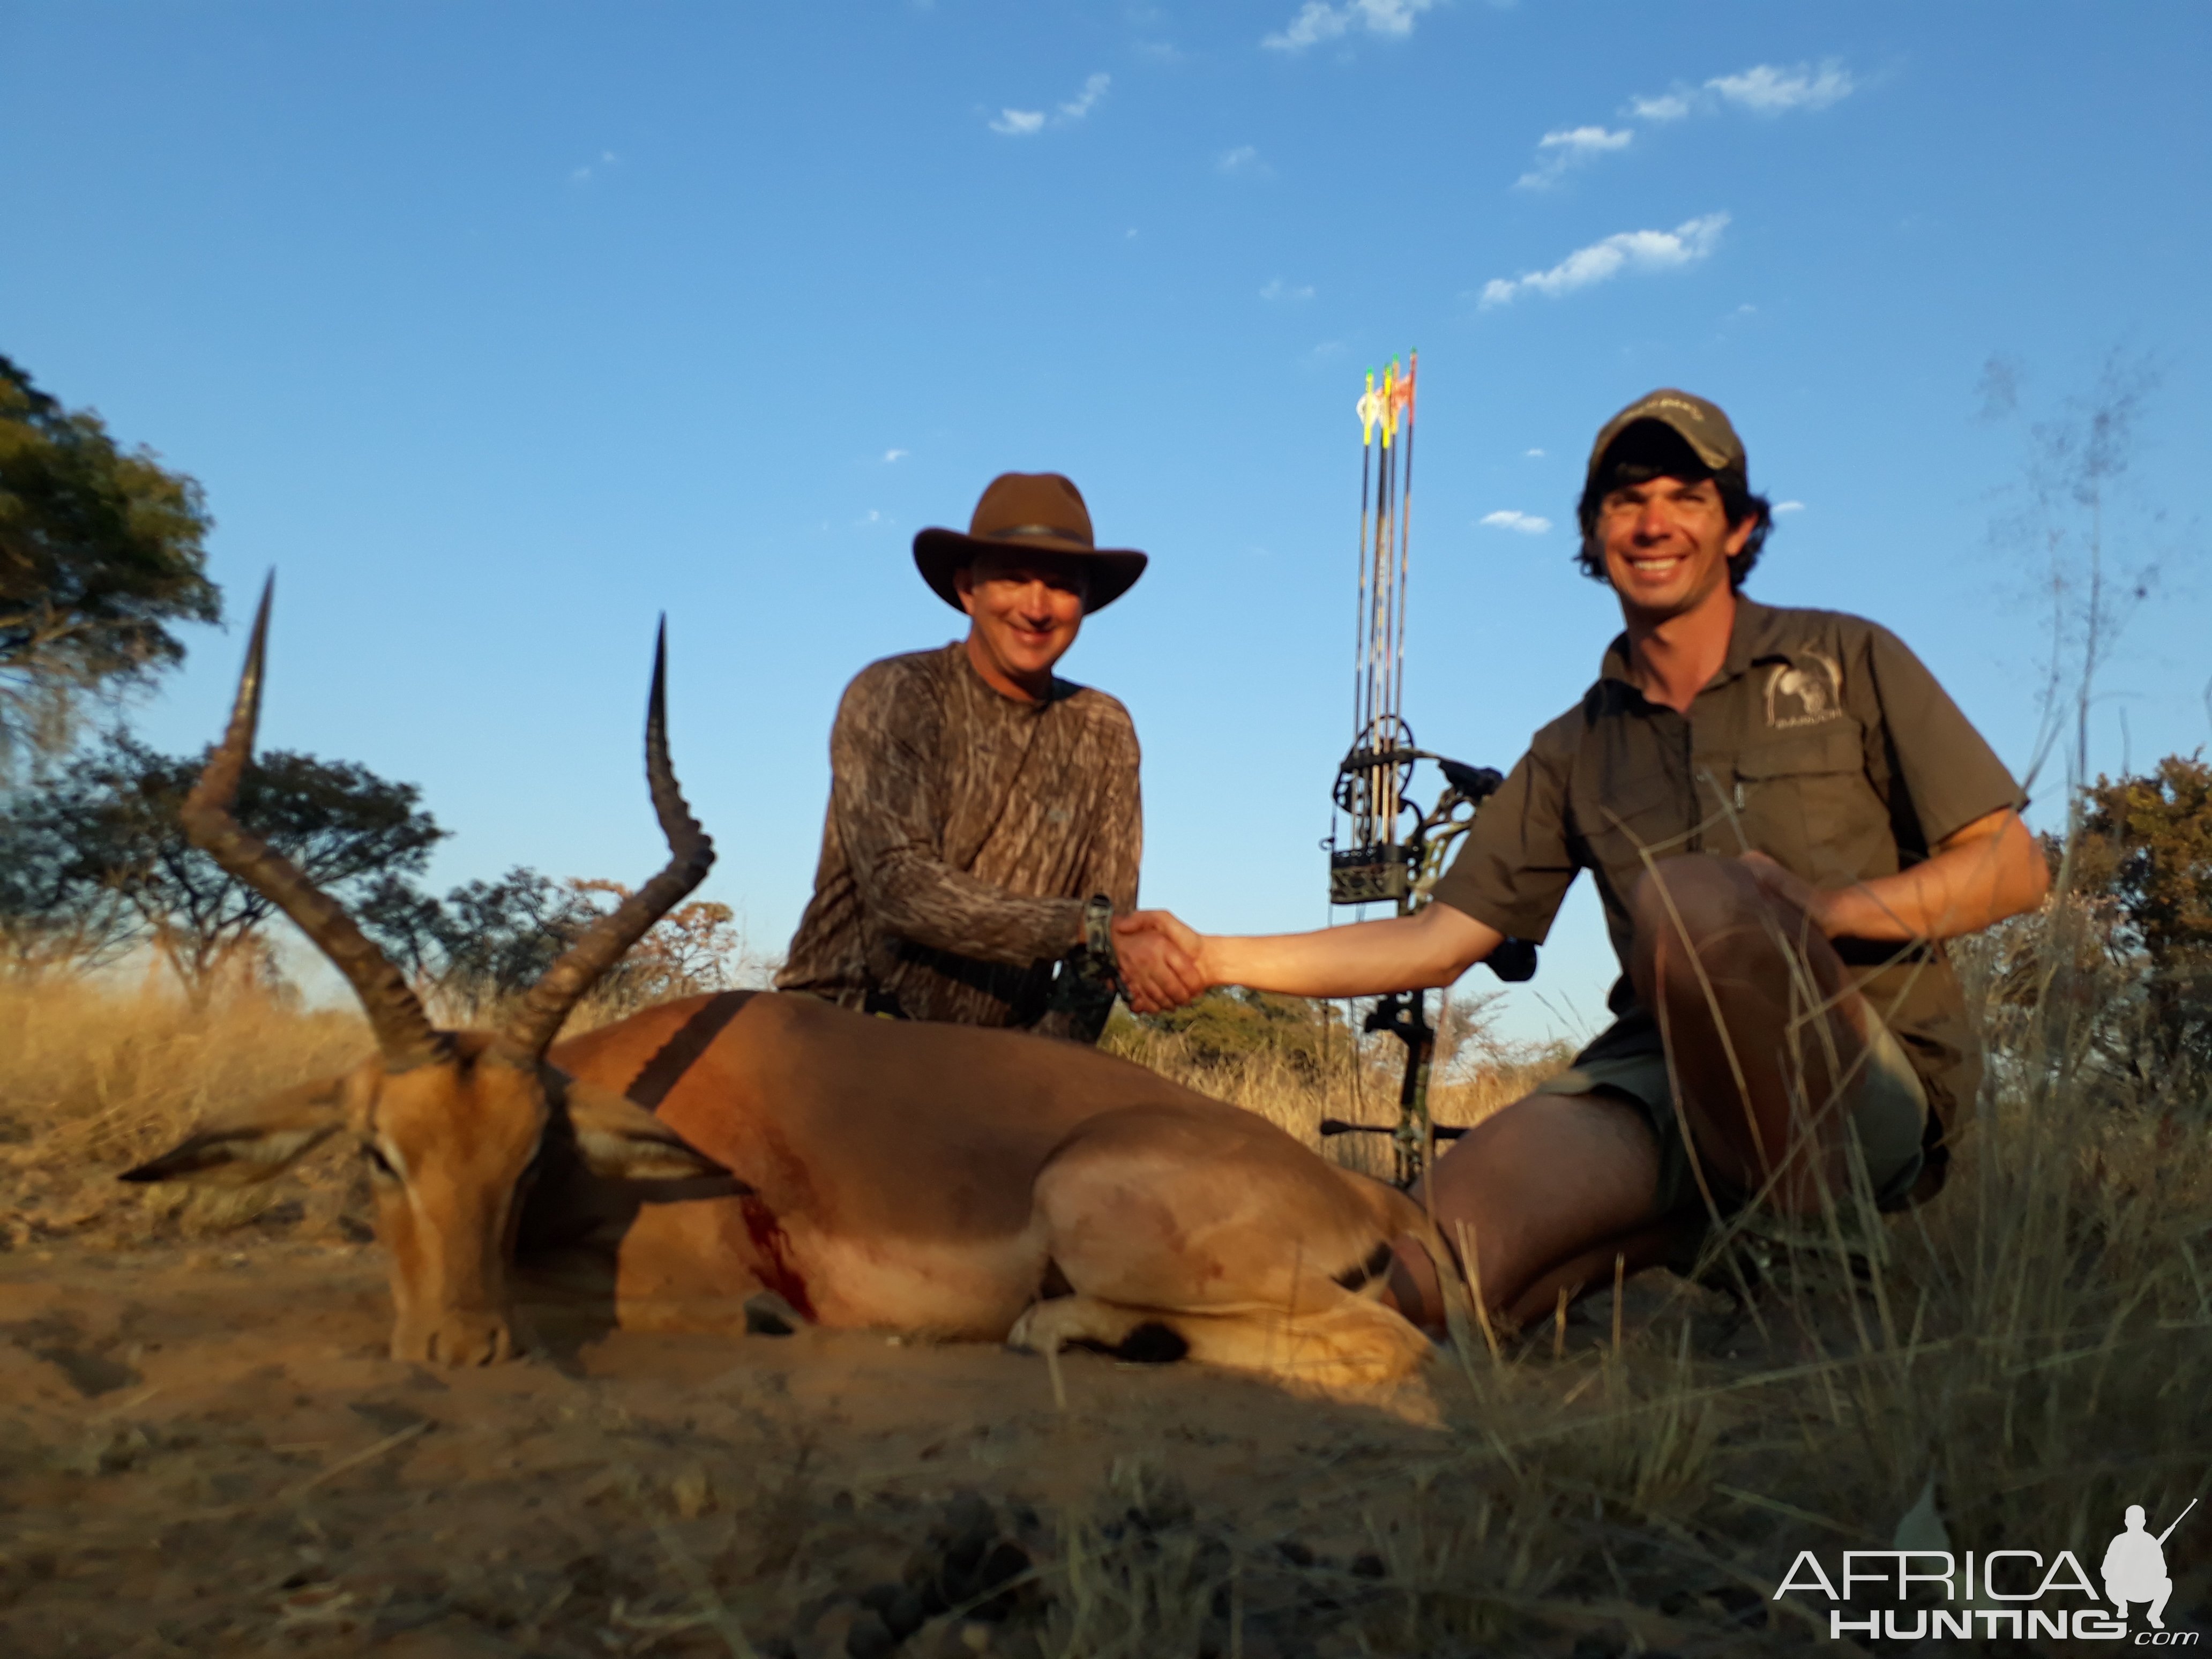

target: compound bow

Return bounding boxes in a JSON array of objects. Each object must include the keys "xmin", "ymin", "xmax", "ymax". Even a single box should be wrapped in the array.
[{"xmin": 1318, "ymin": 353, "xmax": 1537, "ymax": 1189}]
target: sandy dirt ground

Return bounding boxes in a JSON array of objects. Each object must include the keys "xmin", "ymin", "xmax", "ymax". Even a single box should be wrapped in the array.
[{"xmin": 0, "ymin": 1238, "xmax": 1800, "ymax": 1659}]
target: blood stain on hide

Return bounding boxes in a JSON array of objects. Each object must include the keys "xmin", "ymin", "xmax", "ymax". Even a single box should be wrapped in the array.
[{"xmin": 738, "ymin": 1195, "xmax": 817, "ymax": 1322}]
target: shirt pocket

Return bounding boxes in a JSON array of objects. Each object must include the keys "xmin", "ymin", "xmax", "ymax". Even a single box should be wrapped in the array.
[
  {"xmin": 1570, "ymin": 767, "xmax": 1685, "ymax": 898},
  {"xmin": 1731, "ymin": 724, "xmax": 1883, "ymax": 884}
]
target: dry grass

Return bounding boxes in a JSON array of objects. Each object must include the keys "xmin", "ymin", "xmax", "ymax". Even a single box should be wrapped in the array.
[
  {"xmin": 3, "ymin": 965, "xmax": 2208, "ymax": 1652},
  {"xmin": 0, "ymin": 970, "xmax": 702, "ymax": 1252},
  {"xmin": 0, "ymin": 969, "xmax": 374, "ymax": 1250},
  {"xmin": 1100, "ymin": 1018, "xmax": 1564, "ymax": 1184}
]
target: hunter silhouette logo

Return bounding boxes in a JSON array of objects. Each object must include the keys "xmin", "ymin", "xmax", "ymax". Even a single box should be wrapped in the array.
[{"xmin": 2106, "ymin": 1501, "xmax": 2194, "ymax": 1631}]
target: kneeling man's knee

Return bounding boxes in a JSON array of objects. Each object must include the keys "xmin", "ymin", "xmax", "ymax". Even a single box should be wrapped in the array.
[{"xmin": 1628, "ymin": 856, "xmax": 1764, "ymax": 956}]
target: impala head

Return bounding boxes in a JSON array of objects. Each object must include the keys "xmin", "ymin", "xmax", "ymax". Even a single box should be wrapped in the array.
[{"xmin": 123, "ymin": 579, "xmax": 736, "ymax": 1365}]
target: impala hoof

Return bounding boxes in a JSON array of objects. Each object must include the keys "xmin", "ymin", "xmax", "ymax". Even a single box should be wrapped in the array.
[
  {"xmin": 394, "ymin": 1314, "xmax": 515, "ymax": 1367},
  {"xmin": 743, "ymin": 1291, "xmax": 806, "ymax": 1336}
]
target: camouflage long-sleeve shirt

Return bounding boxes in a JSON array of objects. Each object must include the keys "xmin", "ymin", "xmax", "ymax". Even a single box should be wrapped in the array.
[{"xmin": 775, "ymin": 641, "xmax": 1142, "ymax": 1034}]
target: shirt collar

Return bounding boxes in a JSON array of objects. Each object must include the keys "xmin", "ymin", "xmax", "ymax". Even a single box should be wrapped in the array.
[
  {"xmin": 946, "ymin": 639, "xmax": 1075, "ymax": 710},
  {"xmin": 1597, "ymin": 593, "xmax": 1786, "ymax": 698}
]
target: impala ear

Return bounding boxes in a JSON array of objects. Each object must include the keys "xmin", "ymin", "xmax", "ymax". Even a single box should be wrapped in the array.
[
  {"xmin": 562, "ymin": 1080, "xmax": 744, "ymax": 1186},
  {"xmin": 121, "ymin": 1077, "xmax": 347, "ymax": 1186}
]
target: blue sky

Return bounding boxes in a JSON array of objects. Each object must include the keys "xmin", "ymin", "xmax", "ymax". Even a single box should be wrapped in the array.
[{"xmin": 5, "ymin": 1, "xmax": 2207, "ymax": 1043}]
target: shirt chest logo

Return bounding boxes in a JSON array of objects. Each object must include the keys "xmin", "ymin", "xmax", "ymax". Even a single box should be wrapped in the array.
[{"xmin": 1763, "ymin": 650, "xmax": 1844, "ymax": 730}]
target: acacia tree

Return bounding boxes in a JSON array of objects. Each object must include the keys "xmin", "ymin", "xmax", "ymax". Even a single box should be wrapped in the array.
[
  {"xmin": 2075, "ymin": 753, "xmax": 2212, "ymax": 1071},
  {"xmin": 0, "ymin": 356, "xmax": 220, "ymax": 775},
  {"xmin": 365, "ymin": 869, "xmax": 759, "ymax": 1023},
  {"xmin": 0, "ymin": 734, "xmax": 444, "ymax": 998},
  {"xmin": 364, "ymin": 866, "xmax": 605, "ymax": 1020},
  {"xmin": 0, "ymin": 798, "xmax": 136, "ymax": 973}
]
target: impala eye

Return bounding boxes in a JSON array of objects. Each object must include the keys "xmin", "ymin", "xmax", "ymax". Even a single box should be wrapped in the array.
[{"xmin": 362, "ymin": 1143, "xmax": 398, "ymax": 1179}]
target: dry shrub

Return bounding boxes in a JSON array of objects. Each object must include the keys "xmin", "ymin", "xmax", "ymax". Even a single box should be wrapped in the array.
[
  {"xmin": 0, "ymin": 969, "xmax": 371, "ymax": 1250},
  {"xmin": 0, "ymin": 966, "xmax": 700, "ymax": 1251},
  {"xmin": 1102, "ymin": 1015, "xmax": 1566, "ymax": 1182}
]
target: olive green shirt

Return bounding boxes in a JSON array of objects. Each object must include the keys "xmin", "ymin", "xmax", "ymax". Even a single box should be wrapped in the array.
[{"xmin": 1431, "ymin": 597, "xmax": 2023, "ymax": 1149}]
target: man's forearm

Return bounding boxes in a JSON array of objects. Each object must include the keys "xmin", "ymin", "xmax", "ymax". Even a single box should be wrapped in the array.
[
  {"xmin": 1200, "ymin": 905, "xmax": 1502, "ymax": 999},
  {"xmin": 1817, "ymin": 810, "xmax": 2048, "ymax": 941},
  {"xmin": 865, "ymin": 856, "xmax": 1085, "ymax": 964}
]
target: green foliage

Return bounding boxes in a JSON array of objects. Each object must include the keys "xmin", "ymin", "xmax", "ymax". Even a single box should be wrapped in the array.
[
  {"xmin": 1124, "ymin": 987, "xmax": 1342, "ymax": 1077},
  {"xmin": 0, "ymin": 356, "xmax": 220, "ymax": 773},
  {"xmin": 2075, "ymin": 751, "xmax": 2212, "ymax": 1067},
  {"xmin": 365, "ymin": 868, "xmax": 753, "ymax": 1021},
  {"xmin": 364, "ymin": 864, "xmax": 596, "ymax": 1010},
  {"xmin": 0, "ymin": 733, "xmax": 443, "ymax": 997}
]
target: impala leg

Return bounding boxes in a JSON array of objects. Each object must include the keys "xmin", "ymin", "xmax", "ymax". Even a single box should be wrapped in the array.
[
  {"xmin": 1006, "ymin": 1295, "xmax": 1157, "ymax": 1357},
  {"xmin": 1022, "ymin": 1107, "xmax": 1437, "ymax": 1392},
  {"xmin": 1007, "ymin": 1290, "xmax": 1432, "ymax": 1390}
]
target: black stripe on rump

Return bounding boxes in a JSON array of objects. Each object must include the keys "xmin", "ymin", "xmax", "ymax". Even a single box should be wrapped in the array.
[
  {"xmin": 623, "ymin": 990, "xmax": 758, "ymax": 1112},
  {"xmin": 1332, "ymin": 1239, "xmax": 1397, "ymax": 1292}
]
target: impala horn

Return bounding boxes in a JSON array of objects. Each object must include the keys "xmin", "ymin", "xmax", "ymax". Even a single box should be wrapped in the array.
[
  {"xmin": 182, "ymin": 575, "xmax": 452, "ymax": 1072},
  {"xmin": 498, "ymin": 618, "xmax": 715, "ymax": 1060}
]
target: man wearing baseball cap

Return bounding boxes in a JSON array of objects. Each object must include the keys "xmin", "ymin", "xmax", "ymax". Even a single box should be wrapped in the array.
[
  {"xmin": 778, "ymin": 472, "xmax": 1165, "ymax": 1042},
  {"xmin": 1114, "ymin": 391, "xmax": 2049, "ymax": 1328}
]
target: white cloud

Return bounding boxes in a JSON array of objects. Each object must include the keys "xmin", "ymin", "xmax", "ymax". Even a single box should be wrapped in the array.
[
  {"xmin": 1059, "ymin": 71, "xmax": 1111, "ymax": 121},
  {"xmin": 1217, "ymin": 144, "xmax": 1268, "ymax": 177},
  {"xmin": 1514, "ymin": 125, "xmax": 1632, "ymax": 190},
  {"xmin": 569, "ymin": 150, "xmax": 618, "ymax": 184},
  {"xmin": 1625, "ymin": 60, "xmax": 1855, "ymax": 124},
  {"xmin": 1263, "ymin": 0, "xmax": 1437, "ymax": 51},
  {"xmin": 1260, "ymin": 277, "xmax": 1315, "ymax": 302},
  {"xmin": 1626, "ymin": 91, "xmax": 1693, "ymax": 122},
  {"xmin": 1773, "ymin": 500, "xmax": 1806, "ymax": 514},
  {"xmin": 1524, "ymin": 448, "xmax": 1546, "ymax": 458},
  {"xmin": 883, "ymin": 449, "xmax": 909, "ymax": 463},
  {"xmin": 1707, "ymin": 61, "xmax": 1854, "ymax": 113},
  {"xmin": 1478, "ymin": 212, "xmax": 1729, "ymax": 308},
  {"xmin": 987, "ymin": 72, "xmax": 1109, "ymax": 137},
  {"xmin": 1480, "ymin": 510, "xmax": 1552, "ymax": 535}
]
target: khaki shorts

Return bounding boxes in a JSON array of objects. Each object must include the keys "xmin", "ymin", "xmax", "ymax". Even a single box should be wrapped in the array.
[{"xmin": 1533, "ymin": 1014, "xmax": 1930, "ymax": 1220}]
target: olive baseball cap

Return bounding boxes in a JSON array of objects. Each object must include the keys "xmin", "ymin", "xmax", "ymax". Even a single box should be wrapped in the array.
[{"xmin": 1582, "ymin": 389, "xmax": 1747, "ymax": 503}]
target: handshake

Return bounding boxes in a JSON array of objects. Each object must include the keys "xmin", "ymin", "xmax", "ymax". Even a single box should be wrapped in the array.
[{"xmin": 1109, "ymin": 911, "xmax": 1212, "ymax": 1015}]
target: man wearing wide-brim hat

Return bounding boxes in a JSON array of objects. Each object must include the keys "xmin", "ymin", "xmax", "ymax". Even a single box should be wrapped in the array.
[{"xmin": 777, "ymin": 471, "xmax": 1165, "ymax": 1041}]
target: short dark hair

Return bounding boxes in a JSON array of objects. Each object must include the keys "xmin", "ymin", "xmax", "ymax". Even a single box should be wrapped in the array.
[{"xmin": 1573, "ymin": 422, "xmax": 1774, "ymax": 590}]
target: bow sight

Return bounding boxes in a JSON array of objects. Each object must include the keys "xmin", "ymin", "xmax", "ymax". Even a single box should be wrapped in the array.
[{"xmin": 1319, "ymin": 354, "xmax": 1536, "ymax": 1189}]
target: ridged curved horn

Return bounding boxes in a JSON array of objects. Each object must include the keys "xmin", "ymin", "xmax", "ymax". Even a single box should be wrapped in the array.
[
  {"xmin": 499, "ymin": 619, "xmax": 716, "ymax": 1060},
  {"xmin": 181, "ymin": 575, "xmax": 451, "ymax": 1072}
]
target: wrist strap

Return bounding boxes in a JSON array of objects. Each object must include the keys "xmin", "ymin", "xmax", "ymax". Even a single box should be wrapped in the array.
[{"xmin": 1082, "ymin": 894, "xmax": 1120, "ymax": 983}]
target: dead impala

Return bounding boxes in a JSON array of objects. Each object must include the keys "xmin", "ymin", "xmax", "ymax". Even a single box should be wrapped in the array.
[{"xmin": 126, "ymin": 585, "xmax": 1448, "ymax": 1389}]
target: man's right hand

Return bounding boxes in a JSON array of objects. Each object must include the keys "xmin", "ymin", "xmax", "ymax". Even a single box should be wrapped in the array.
[{"xmin": 1114, "ymin": 910, "xmax": 1209, "ymax": 1013}]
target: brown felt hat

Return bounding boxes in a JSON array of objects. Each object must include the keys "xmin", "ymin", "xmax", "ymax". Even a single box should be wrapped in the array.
[
  {"xmin": 1582, "ymin": 388, "xmax": 1749, "ymax": 505},
  {"xmin": 913, "ymin": 473, "xmax": 1148, "ymax": 614}
]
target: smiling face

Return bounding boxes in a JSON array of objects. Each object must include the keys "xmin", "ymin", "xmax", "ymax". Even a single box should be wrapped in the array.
[
  {"xmin": 953, "ymin": 550, "xmax": 1090, "ymax": 702},
  {"xmin": 1594, "ymin": 473, "xmax": 1755, "ymax": 625}
]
